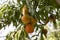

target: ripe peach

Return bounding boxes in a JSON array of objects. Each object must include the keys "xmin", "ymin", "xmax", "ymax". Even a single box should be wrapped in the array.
[
  {"xmin": 30, "ymin": 16, "xmax": 37, "ymax": 25},
  {"xmin": 25, "ymin": 24, "xmax": 34, "ymax": 33},
  {"xmin": 21, "ymin": 15, "xmax": 30, "ymax": 24},
  {"xmin": 22, "ymin": 5, "xmax": 29, "ymax": 15},
  {"xmin": 43, "ymin": 29, "xmax": 47, "ymax": 34}
]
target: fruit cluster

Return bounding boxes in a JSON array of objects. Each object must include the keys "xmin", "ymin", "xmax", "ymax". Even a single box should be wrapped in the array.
[{"xmin": 21, "ymin": 5, "xmax": 37, "ymax": 33}]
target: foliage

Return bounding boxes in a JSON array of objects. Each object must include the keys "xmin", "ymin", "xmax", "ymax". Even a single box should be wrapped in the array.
[{"xmin": 0, "ymin": 0, "xmax": 60, "ymax": 40}]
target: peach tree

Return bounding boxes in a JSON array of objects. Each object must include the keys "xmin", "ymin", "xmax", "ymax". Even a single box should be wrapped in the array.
[{"xmin": 0, "ymin": 0, "xmax": 60, "ymax": 40}]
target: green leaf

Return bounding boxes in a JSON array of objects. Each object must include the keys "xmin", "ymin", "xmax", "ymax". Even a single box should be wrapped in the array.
[{"xmin": 17, "ymin": 0, "xmax": 20, "ymax": 3}]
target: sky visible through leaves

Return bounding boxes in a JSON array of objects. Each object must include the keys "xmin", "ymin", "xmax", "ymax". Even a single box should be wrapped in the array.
[{"xmin": 0, "ymin": 0, "xmax": 16, "ymax": 40}]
